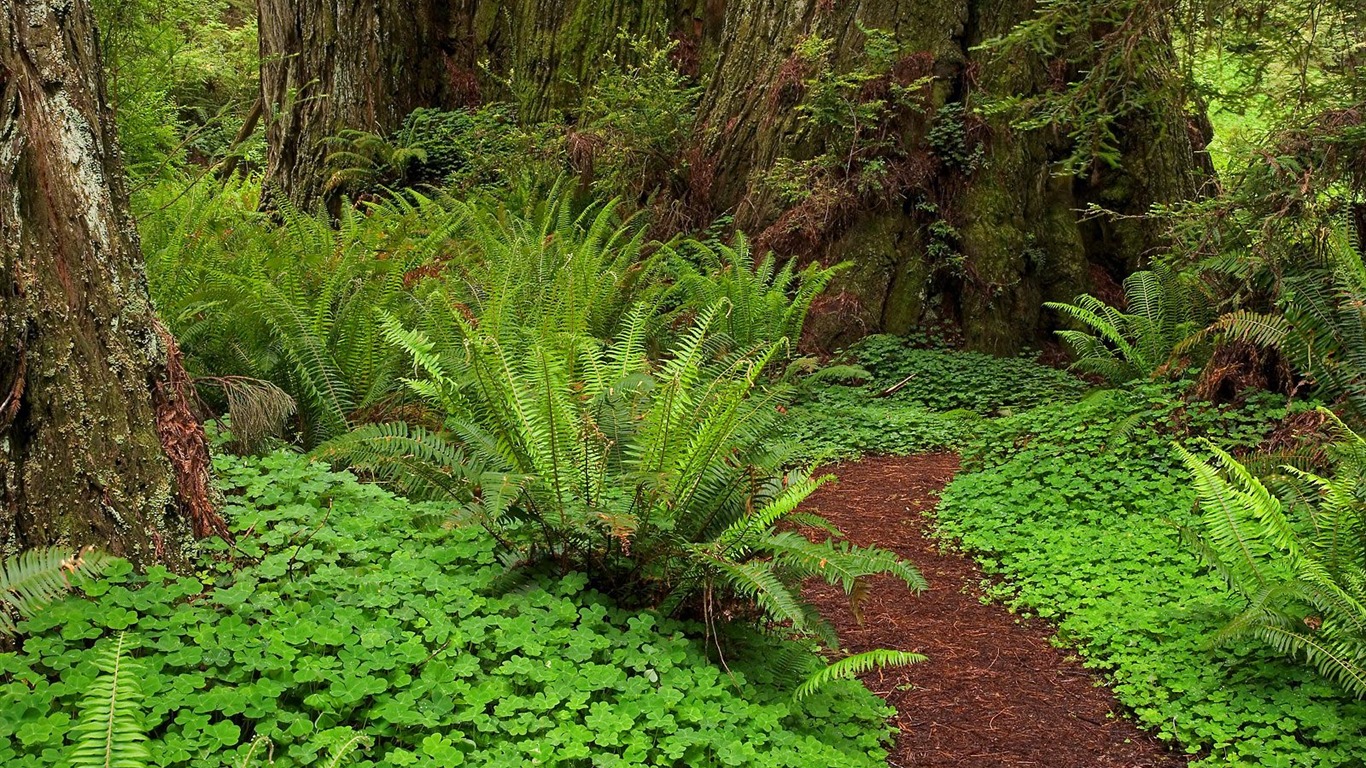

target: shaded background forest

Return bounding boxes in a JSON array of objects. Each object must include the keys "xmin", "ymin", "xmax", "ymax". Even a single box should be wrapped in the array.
[{"xmin": 111, "ymin": 0, "xmax": 1347, "ymax": 352}]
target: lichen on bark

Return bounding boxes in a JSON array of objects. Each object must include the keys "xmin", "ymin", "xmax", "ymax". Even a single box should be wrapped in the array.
[{"xmin": 0, "ymin": 0, "xmax": 222, "ymax": 565}]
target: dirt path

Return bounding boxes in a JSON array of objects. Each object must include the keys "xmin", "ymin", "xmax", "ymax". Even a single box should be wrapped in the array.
[{"xmin": 800, "ymin": 454, "xmax": 1188, "ymax": 768}]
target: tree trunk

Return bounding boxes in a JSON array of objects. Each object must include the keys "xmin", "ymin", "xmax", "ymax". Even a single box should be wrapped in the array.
[
  {"xmin": 0, "ymin": 0, "xmax": 224, "ymax": 564},
  {"xmin": 255, "ymin": 0, "xmax": 1209, "ymax": 352},
  {"xmin": 695, "ymin": 0, "xmax": 1209, "ymax": 353},
  {"xmin": 258, "ymin": 0, "xmax": 704, "ymax": 210}
]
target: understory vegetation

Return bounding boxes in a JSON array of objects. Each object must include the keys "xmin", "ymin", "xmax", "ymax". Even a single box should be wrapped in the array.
[
  {"xmin": 7, "ymin": 0, "xmax": 1366, "ymax": 765},
  {"xmin": 2, "ymin": 449, "xmax": 893, "ymax": 768},
  {"xmin": 788, "ymin": 336, "xmax": 1366, "ymax": 765}
]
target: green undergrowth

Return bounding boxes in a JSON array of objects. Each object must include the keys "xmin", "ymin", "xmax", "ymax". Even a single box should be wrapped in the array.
[
  {"xmin": 935, "ymin": 383, "xmax": 1366, "ymax": 767},
  {"xmin": 0, "ymin": 451, "xmax": 892, "ymax": 768},
  {"xmin": 780, "ymin": 335, "xmax": 1086, "ymax": 460}
]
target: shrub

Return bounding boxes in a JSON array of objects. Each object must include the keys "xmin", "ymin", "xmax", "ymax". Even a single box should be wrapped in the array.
[
  {"xmin": 322, "ymin": 105, "xmax": 559, "ymax": 197},
  {"xmin": 580, "ymin": 35, "xmax": 702, "ymax": 203},
  {"xmin": 145, "ymin": 183, "xmax": 657, "ymax": 450}
]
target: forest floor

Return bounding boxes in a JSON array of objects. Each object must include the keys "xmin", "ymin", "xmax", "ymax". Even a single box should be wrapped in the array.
[{"xmin": 801, "ymin": 454, "xmax": 1189, "ymax": 768}]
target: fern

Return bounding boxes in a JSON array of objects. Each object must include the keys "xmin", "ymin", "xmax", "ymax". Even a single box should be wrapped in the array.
[
  {"xmin": 199, "ymin": 376, "xmax": 298, "ymax": 451},
  {"xmin": 794, "ymin": 648, "xmax": 927, "ymax": 701},
  {"xmin": 312, "ymin": 421, "xmax": 477, "ymax": 502},
  {"xmin": 144, "ymin": 181, "xmax": 460, "ymax": 449},
  {"xmin": 328, "ymin": 255, "xmax": 923, "ymax": 643},
  {"xmin": 316, "ymin": 731, "xmax": 370, "ymax": 768},
  {"xmin": 1046, "ymin": 266, "xmax": 1204, "ymax": 383},
  {"xmin": 1180, "ymin": 420, "xmax": 1366, "ymax": 698},
  {"xmin": 671, "ymin": 235, "xmax": 845, "ymax": 352},
  {"xmin": 68, "ymin": 648, "xmax": 370, "ymax": 768},
  {"xmin": 1, "ymin": 546, "xmax": 108, "ymax": 637},
  {"xmin": 70, "ymin": 633, "xmax": 150, "ymax": 768},
  {"xmin": 1193, "ymin": 219, "xmax": 1366, "ymax": 423}
]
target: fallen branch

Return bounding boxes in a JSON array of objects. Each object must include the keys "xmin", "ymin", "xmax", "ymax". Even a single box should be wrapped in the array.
[{"xmin": 875, "ymin": 374, "xmax": 916, "ymax": 398}]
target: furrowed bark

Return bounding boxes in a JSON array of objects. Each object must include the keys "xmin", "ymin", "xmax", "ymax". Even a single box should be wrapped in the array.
[
  {"xmin": 695, "ymin": 0, "xmax": 1209, "ymax": 352},
  {"xmin": 257, "ymin": 0, "xmax": 706, "ymax": 211},
  {"xmin": 255, "ymin": 0, "xmax": 1209, "ymax": 352},
  {"xmin": 0, "ymin": 0, "xmax": 225, "ymax": 565}
]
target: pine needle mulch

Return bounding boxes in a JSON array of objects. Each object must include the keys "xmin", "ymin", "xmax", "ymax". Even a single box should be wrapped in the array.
[{"xmin": 801, "ymin": 454, "xmax": 1189, "ymax": 768}]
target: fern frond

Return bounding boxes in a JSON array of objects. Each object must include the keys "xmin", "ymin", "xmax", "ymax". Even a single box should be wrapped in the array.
[
  {"xmin": 70, "ymin": 633, "xmax": 150, "ymax": 768},
  {"xmin": 1, "ymin": 547, "xmax": 109, "ymax": 637},
  {"xmin": 319, "ymin": 730, "xmax": 371, "ymax": 768},
  {"xmin": 794, "ymin": 648, "xmax": 926, "ymax": 701}
]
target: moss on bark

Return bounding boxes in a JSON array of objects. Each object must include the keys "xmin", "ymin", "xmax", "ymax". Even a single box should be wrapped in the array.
[
  {"xmin": 0, "ymin": 0, "xmax": 219, "ymax": 565},
  {"xmin": 695, "ymin": 0, "xmax": 1207, "ymax": 353},
  {"xmin": 259, "ymin": 0, "xmax": 1209, "ymax": 352}
]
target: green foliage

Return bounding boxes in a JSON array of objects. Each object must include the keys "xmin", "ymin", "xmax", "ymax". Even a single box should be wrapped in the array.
[
  {"xmin": 778, "ymin": 336, "xmax": 1085, "ymax": 461},
  {"xmin": 1178, "ymin": 419, "xmax": 1366, "ymax": 697},
  {"xmin": 323, "ymin": 130, "xmax": 433, "ymax": 196},
  {"xmin": 321, "ymin": 296, "xmax": 923, "ymax": 643},
  {"xmin": 670, "ymin": 235, "xmax": 843, "ymax": 351},
  {"xmin": 936, "ymin": 382, "xmax": 1366, "ymax": 766},
  {"xmin": 925, "ymin": 102, "xmax": 984, "ymax": 173},
  {"xmin": 0, "ymin": 451, "xmax": 893, "ymax": 768},
  {"xmin": 848, "ymin": 335, "xmax": 1087, "ymax": 412},
  {"xmin": 323, "ymin": 106, "xmax": 554, "ymax": 197},
  {"xmin": 145, "ymin": 176, "xmax": 853, "ymax": 458},
  {"xmin": 1047, "ymin": 267, "xmax": 1204, "ymax": 383},
  {"xmin": 794, "ymin": 649, "xmax": 926, "ymax": 702},
  {"xmin": 437, "ymin": 192, "xmax": 658, "ymax": 342},
  {"xmin": 143, "ymin": 181, "xmax": 457, "ymax": 447},
  {"xmin": 792, "ymin": 26, "xmax": 922, "ymax": 157},
  {"xmin": 70, "ymin": 633, "xmax": 149, "ymax": 768},
  {"xmin": 1199, "ymin": 222, "xmax": 1366, "ymax": 423},
  {"xmin": 1, "ymin": 548, "xmax": 109, "ymax": 638},
  {"xmin": 753, "ymin": 25, "xmax": 934, "ymax": 213},
  {"xmin": 580, "ymin": 35, "xmax": 703, "ymax": 203},
  {"xmin": 92, "ymin": 0, "xmax": 259, "ymax": 180},
  {"xmin": 317, "ymin": 35, "xmax": 701, "ymax": 208}
]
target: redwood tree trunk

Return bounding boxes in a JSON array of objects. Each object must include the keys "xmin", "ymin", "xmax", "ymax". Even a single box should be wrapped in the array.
[
  {"xmin": 258, "ymin": 0, "xmax": 702, "ymax": 210},
  {"xmin": 695, "ymin": 0, "xmax": 1209, "ymax": 352},
  {"xmin": 0, "ymin": 0, "xmax": 223, "ymax": 564},
  {"xmin": 256, "ymin": 0, "xmax": 1209, "ymax": 352},
  {"xmin": 256, "ymin": 0, "xmax": 457, "ymax": 211}
]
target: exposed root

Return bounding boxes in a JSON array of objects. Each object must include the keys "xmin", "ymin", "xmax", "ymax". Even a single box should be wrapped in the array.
[{"xmin": 1192, "ymin": 340, "xmax": 1295, "ymax": 405}]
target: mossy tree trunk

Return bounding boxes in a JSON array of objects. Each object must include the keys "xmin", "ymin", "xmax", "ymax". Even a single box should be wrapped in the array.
[
  {"xmin": 695, "ymin": 0, "xmax": 1209, "ymax": 352},
  {"xmin": 258, "ymin": 0, "xmax": 707, "ymax": 210},
  {"xmin": 256, "ymin": 0, "xmax": 1208, "ymax": 351},
  {"xmin": 0, "ymin": 0, "xmax": 224, "ymax": 564},
  {"xmin": 256, "ymin": 0, "xmax": 458, "ymax": 211}
]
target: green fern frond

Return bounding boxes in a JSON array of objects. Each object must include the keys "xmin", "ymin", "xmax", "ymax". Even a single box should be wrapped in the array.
[
  {"xmin": 709, "ymin": 558, "xmax": 812, "ymax": 631},
  {"xmin": 318, "ymin": 731, "xmax": 371, "ymax": 768},
  {"xmin": 1, "ymin": 547, "xmax": 109, "ymax": 637},
  {"xmin": 1047, "ymin": 267, "xmax": 1203, "ymax": 383},
  {"xmin": 312, "ymin": 421, "xmax": 477, "ymax": 501},
  {"xmin": 1182, "ymin": 424, "xmax": 1366, "ymax": 698},
  {"xmin": 70, "ymin": 633, "xmax": 150, "ymax": 768},
  {"xmin": 794, "ymin": 648, "xmax": 926, "ymax": 701},
  {"xmin": 231, "ymin": 736, "xmax": 273, "ymax": 768}
]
